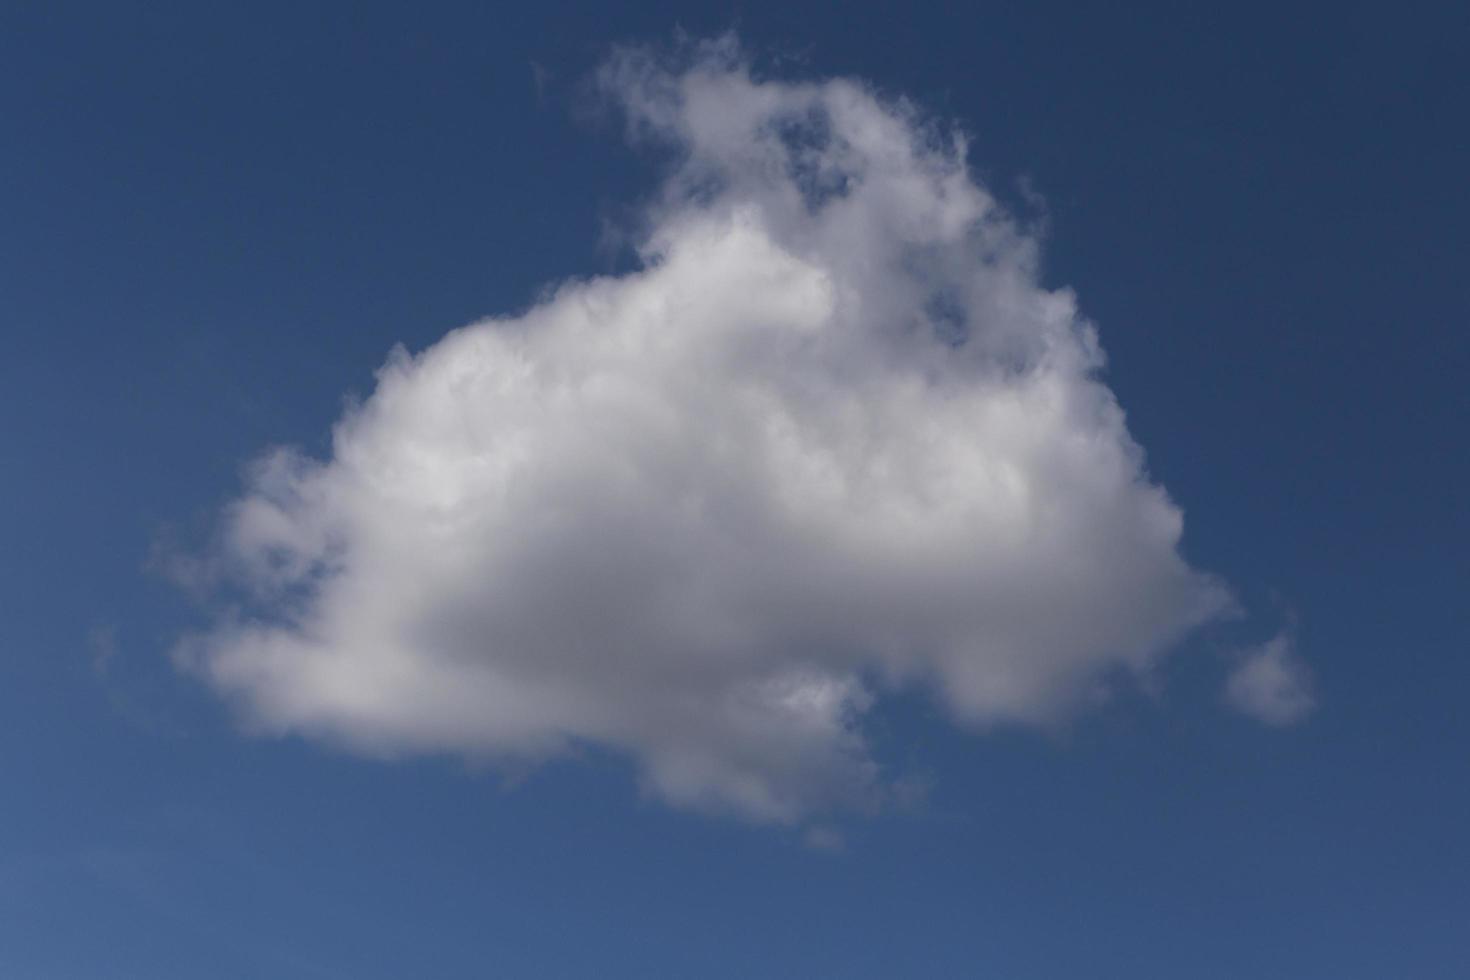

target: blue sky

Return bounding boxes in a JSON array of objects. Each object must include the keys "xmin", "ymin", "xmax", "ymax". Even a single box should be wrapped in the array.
[{"xmin": 3, "ymin": 2, "xmax": 1467, "ymax": 977}]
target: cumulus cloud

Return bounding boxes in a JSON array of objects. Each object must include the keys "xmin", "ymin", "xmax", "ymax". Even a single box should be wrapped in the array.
[
  {"xmin": 1224, "ymin": 634, "xmax": 1315, "ymax": 726},
  {"xmin": 177, "ymin": 37, "xmax": 1232, "ymax": 822}
]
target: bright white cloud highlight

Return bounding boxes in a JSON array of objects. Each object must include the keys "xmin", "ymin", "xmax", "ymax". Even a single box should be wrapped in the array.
[
  {"xmin": 1224, "ymin": 634, "xmax": 1315, "ymax": 726},
  {"xmin": 179, "ymin": 38, "xmax": 1232, "ymax": 822}
]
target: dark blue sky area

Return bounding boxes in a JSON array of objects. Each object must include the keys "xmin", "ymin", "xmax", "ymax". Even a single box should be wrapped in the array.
[{"xmin": 2, "ymin": 3, "xmax": 1467, "ymax": 977}]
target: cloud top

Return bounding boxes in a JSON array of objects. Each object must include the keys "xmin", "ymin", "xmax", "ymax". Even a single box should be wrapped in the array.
[{"xmin": 180, "ymin": 39, "xmax": 1230, "ymax": 822}]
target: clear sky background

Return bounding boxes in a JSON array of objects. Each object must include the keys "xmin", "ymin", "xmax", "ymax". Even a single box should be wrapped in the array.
[{"xmin": 3, "ymin": 2, "xmax": 1467, "ymax": 978}]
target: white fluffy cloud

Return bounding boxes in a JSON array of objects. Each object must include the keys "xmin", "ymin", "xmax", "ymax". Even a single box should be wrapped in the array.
[
  {"xmin": 1224, "ymin": 634, "xmax": 1315, "ymax": 726},
  {"xmin": 179, "ymin": 39, "xmax": 1232, "ymax": 822}
]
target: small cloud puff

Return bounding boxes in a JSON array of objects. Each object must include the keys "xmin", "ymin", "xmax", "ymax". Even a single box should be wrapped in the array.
[
  {"xmin": 176, "ymin": 37, "xmax": 1232, "ymax": 823},
  {"xmin": 1225, "ymin": 633, "xmax": 1315, "ymax": 726}
]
